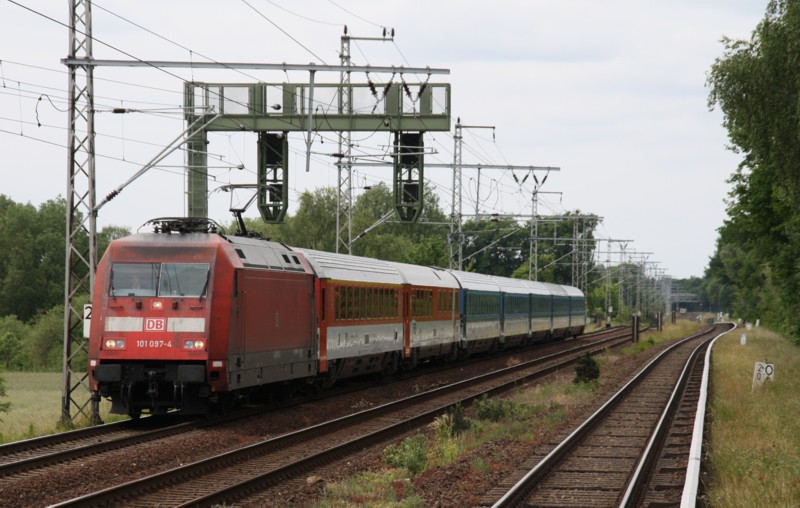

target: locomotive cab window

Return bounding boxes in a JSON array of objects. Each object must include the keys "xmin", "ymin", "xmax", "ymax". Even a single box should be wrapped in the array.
[
  {"xmin": 159, "ymin": 263, "xmax": 210, "ymax": 297},
  {"xmin": 110, "ymin": 262, "xmax": 210, "ymax": 298}
]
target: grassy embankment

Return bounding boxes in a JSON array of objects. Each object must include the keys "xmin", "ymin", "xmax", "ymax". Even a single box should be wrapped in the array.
[
  {"xmin": 0, "ymin": 372, "xmax": 118, "ymax": 443},
  {"xmin": 315, "ymin": 319, "xmax": 706, "ymax": 506},
  {"xmin": 705, "ymin": 325, "xmax": 800, "ymax": 506}
]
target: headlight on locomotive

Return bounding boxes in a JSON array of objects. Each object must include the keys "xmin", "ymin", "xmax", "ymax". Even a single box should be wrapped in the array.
[
  {"xmin": 183, "ymin": 339, "xmax": 206, "ymax": 350},
  {"xmin": 103, "ymin": 338, "xmax": 126, "ymax": 350}
]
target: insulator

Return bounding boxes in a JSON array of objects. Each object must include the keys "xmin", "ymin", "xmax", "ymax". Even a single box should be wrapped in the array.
[{"xmin": 402, "ymin": 81, "xmax": 412, "ymax": 99}]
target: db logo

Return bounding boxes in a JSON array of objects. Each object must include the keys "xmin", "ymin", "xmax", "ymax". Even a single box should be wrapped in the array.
[{"xmin": 144, "ymin": 318, "xmax": 166, "ymax": 332}]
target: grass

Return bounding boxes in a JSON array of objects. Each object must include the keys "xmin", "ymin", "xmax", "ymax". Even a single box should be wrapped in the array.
[
  {"xmin": 316, "ymin": 469, "xmax": 424, "ymax": 508},
  {"xmin": 705, "ymin": 325, "xmax": 800, "ymax": 506},
  {"xmin": 0, "ymin": 371, "xmax": 120, "ymax": 443},
  {"xmin": 314, "ymin": 320, "xmax": 712, "ymax": 506},
  {"xmin": 623, "ymin": 319, "xmax": 704, "ymax": 355}
]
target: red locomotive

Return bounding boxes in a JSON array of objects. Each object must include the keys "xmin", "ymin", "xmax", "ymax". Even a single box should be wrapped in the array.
[{"xmin": 88, "ymin": 218, "xmax": 585, "ymax": 418}]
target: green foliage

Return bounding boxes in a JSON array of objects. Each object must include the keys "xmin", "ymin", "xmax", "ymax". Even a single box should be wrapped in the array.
[
  {"xmin": 474, "ymin": 394, "xmax": 521, "ymax": 422},
  {"xmin": 351, "ymin": 183, "xmax": 449, "ymax": 265},
  {"xmin": 0, "ymin": 315, "xmax": 29, "ymax": 370},
  {"xmin": 448, "ymin": 402, "xmax": 471, "ymax": 436},
  {"xmin": 427, "ymin": 414, "xmax": 463, "ymax": 466},
  {"xmin": 0, "ymin": 376, "xmax": 10, "ymax": 418},
  {"xmin": 472, "ymin": 457, "xmax": 490, "ymax": 474},
  {"xmin": 228, "ymin": 184, "xmax": 451, "ymax": 267},
  {"xmin": 318, "ymin": 468, "xmax": 423, "ymax": 506},
  {"xmin": 573, "ymin": 352, "xmax": 600, "ymax": 384},
  {"xmin": 383, "ymin": 434, "xmax": 428, "ymax": 476},
  {"xmin": 706, "ymin": 1, "xmax": 800, "ymax": 336},
  {"xmin": 462, "ymin": 211, "xmax": 599, "ymax": 281},
  {"xmin": 29, "ymin": 305, "xmax": 72, "ymax": 371},
  {"xmin": 0, "ymin": 196, "xmax": 77, "ymax": 322},
  {"xmin": 97, "ymin": 225, "xmax": 131, "ymax": 258}
]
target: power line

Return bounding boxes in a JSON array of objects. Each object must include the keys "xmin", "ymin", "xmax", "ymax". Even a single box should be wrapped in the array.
[
  {"xmin": 239, "ymin": 0, "xmax": 327, "ymax": 63},
  {"xmin": 327, "ymin": 0, "xmax": 384, "ymax": 28},
  {"xmin": 92, "ymin": 1, "xmax": 267, "ymax": 84},
  {"xmin": 262, "ymin": 0, "xmax": 341, "ymax": 26}
]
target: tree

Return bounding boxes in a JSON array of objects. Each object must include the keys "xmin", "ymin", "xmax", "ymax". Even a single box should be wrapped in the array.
[
  {"xmin": 0, "ymin": 197, "xmax": 79, "ymax": 322},
  {"xmin": 0, "ymin": 331, "xmax": 24, "ymax": 370},
  {"xmin": 98, "ymin": 225, "xmax": 132, "ymax": 258},
  {"xmin": 706, "ymin": 0, "xmax": 800, "ymax": 336},
  {"xmin": 29, "ymin": 304, "xmax": 68, "ymax": 371},
  {"xmin": 350, "ymin": 183, "xmax": 449, "ymax": 265},
  {"xmin": 462, "ymin": 217, "xmax": 527, "ymax": 277},
  {"xmin": 285, "ymin": 187, "xmax": 339, "ymax": 251}
]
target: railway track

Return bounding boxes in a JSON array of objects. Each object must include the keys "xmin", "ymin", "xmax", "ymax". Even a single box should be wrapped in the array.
[
  {"xmin": 50, "ymin": 328, "xmax": 635, "ymax": 507},
  {"xmin": 487, "ymin": 322, "xmax": 733, "ymax": 507},
  {"xmin": 0, "ymin": 326, "xmax": 622, "ymax": 486},
  {"xmin": 0, "ymin": 416, "xmax": 200, "ymax": 478}
]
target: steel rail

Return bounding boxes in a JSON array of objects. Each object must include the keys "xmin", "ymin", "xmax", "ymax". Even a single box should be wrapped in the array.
[
  {"xmin": 491, "ymin": 324, "xmax": 729, "ymax": 507},
  {"xmin": 53, "ymin": 330, "xmax": 636, "ymax": 506}
]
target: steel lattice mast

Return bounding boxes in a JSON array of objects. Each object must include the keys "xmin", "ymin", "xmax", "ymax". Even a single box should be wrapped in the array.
[
  {"xmin": 62, "ymin": 0, "xmax": 98, "ymax": 425},
  {"xmin": 449, "ymin": 120, "xmax": 463, "ymax": 270},
  {"xmin": 337, "ymin": 32, "xmax": 353, "ymax": 253}
]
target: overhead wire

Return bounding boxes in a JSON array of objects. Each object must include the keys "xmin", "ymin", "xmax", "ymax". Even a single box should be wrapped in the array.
[
  {"xmin": 261, "ymin": 0, "xmax": 342, "ymax": 26},
  {"xmin": 327, "ymin": 0, "xmax": 384, "ymax": 28},
  {"xmin": 93, "ymin": 1, "xmax": 268, "ymax": 85},
  {"xmin": 239, "ymin": 0, "xmax": 327, "ymax": 64},
  {"xmin": 10, "ymin": 1, "xmax": 542, "ymax": 230}
]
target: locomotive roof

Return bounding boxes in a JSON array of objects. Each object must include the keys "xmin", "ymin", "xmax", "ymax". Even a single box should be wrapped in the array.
[
  {"xmin": 116, "ymin": 232, "xmax": 225, "ymax": 247},
  {"xmin": 226, "ymin": 235, "xmax": 307, "ymax": 272},
  {"xmin": 294, "ymin": 248, "xmax": 404, "ymax": 285}
]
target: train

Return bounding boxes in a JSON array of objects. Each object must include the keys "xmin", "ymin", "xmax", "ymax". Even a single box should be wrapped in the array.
[{"xmin": 87, "ymin": 218, "xmax": 586, "ymax": 418}]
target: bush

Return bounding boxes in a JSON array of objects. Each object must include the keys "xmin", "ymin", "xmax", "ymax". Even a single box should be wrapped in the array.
[
  {"xmin": 384, "ymin": 434, "xmax": 428, "ymax": 475},
  {"xmin": 474, "ymin": 394, "xmax": 519, "ymax": 422},
  {"xmin": 574, "ymin": 352, "xmax": 600, "ymax": 384},
  {"xmin": 448, "ymin": 402, "xmax": 471, "ymax": 435}
]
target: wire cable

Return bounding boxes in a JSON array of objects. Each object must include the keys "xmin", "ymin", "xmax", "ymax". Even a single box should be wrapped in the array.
[
  {"xmin": 327, "ymin": 0, "xmax": 384, "ymax": 28},
  {"xmin": 239, "ymin": 0, "xmax": 327, "ymax": 64},
  {"xmin": 261, "ymin": 0, "xmax": 341, "ymax": 26}
]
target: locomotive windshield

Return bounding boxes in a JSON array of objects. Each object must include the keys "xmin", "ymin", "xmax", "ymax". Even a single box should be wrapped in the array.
[{"xmin": 110, "ymin": 262, "xmax": 209, "ymax": 298}]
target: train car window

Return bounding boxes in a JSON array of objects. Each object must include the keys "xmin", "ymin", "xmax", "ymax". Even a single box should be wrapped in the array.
[
  {"xmin": 159, "ymin": 263, "xmax": 210, "ymax": 298},
  {"xmin": 110, "ymin": 263, "xmax": 159, "ymax": 297}
]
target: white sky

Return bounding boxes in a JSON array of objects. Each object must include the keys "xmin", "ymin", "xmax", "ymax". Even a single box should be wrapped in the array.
[{"xmin": 0, "ymin": 0, "xmax": 765, "ymax": 278}]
